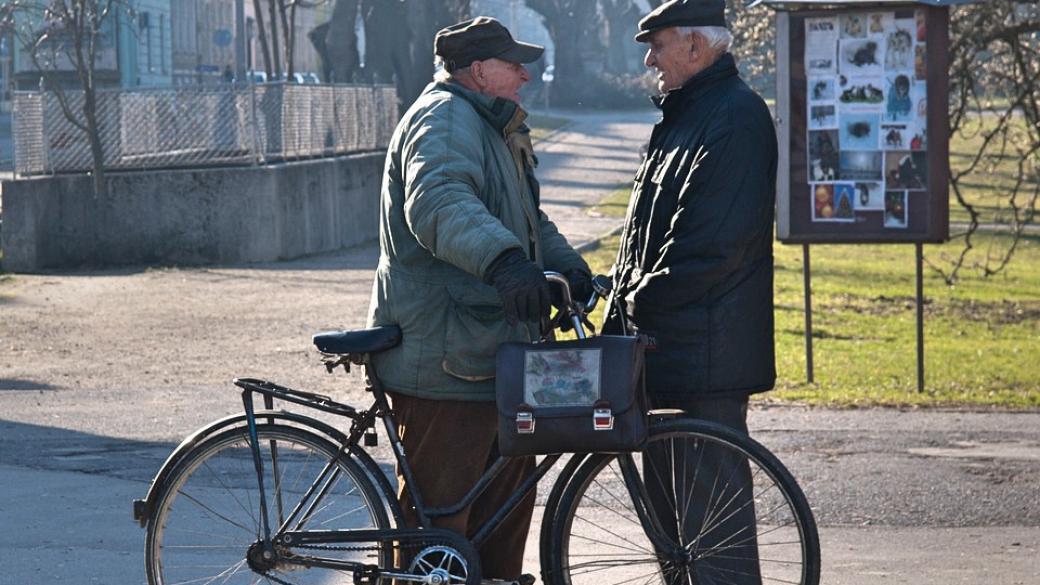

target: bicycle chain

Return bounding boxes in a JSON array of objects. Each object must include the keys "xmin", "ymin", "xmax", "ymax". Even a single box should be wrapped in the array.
[{"xmin": 257, "ymin": 539, "xmax": 442, "ymax": 585}]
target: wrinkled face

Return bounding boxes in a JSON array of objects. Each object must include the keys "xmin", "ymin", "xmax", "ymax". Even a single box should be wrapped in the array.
[
  {"xmin": 473, "ymin": 58, "xmax": 530, "ymax": 103},
  {"xmin": 643, "ymin": 27, "xmax": 700, "ymax": 92}
]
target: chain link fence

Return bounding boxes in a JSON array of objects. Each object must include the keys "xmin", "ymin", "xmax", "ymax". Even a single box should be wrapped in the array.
[{"xmin": 11, "ymin": 83, "xmax": 398, "ymax": 176}]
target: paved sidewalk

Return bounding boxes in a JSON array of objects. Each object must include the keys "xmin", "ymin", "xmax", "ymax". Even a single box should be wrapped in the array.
[{"xmin": 532, "ymin": 109, "xmax": 656, "ymax": 247}]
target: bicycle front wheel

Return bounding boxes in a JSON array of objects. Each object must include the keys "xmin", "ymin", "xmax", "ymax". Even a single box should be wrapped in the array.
[
  {"xmin": 145, "ymin": 423, "xmax": 392, "ymax": 585},
  {"xmin": 544, "ymin": 418, "xmax": 819, "ymax": 585}
]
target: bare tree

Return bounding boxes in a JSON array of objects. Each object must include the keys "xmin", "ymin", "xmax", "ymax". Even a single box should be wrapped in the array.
[
  {"xmin": 525, "ymin": 0, "xmax": 600, "ymax": 104},
  {"xmin": 251, "ymin": 0, "xmax": 274, "ymax": 76},
  {"xmin": 3, "ymin": 0, "xmax": 133, "ymax": 197},
  {"xmin": 934, "ymin": 0, "xmax": 1039, "ymax": 282}
]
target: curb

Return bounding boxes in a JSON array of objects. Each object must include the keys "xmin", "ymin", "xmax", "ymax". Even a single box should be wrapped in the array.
[{"xmin": 575, "ymin": 224, "xmax": 624, "ymax": 254}]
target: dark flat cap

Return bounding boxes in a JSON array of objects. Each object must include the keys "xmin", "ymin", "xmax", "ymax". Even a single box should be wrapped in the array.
[
  {"xmin": 635, "ymin": 0, "xmax": 727, "ymax": 42},
  {"xmin": 435, "ymin": 16, "xmax": 544, "ymax": 72}
]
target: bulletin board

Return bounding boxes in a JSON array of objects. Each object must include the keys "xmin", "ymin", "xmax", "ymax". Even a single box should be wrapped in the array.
[{"xmin": 775, "ymin": 5, "xmax": 950, "ymax": 243}]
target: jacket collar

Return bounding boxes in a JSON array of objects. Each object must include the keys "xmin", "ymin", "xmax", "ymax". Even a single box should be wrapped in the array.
[
  {"xmin": 432, "ymin": 81, "xmax": 528, "ymax": 136},
  {"xmin": 651, "ymin": 52, "xmax": 739, "ymax": 114}
]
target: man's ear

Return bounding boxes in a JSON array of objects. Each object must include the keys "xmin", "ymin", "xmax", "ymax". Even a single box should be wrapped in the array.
[{"xmin": 470, "ymin": 60, "xmax": 486, "ymax": 89}]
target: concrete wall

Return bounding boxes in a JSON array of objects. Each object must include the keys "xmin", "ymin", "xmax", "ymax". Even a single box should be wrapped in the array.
[{"xmin": 1, "ymin": 153, "xmax": 383, "ymax": 272}]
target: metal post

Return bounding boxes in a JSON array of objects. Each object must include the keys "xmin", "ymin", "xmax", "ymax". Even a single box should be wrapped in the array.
[
  {"xmin": 915, "ymin": 243, "xmax": 925, "ymax": 393},
  {"xmin": 803, "ymin": 244, "xmax": 814, "ymax": 384},
  {"xmin": 234, "ymin": 0, "xmax": 247, "ymax": 82}
]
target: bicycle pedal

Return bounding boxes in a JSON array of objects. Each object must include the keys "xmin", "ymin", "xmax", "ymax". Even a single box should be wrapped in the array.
[{"xmin": 481, "ymin": 574, "xmax": 535, "ymax": 585}]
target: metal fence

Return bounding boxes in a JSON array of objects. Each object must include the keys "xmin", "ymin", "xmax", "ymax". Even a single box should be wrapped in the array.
[{"xmin": 11, "ymin": 83, "xmax": 399, "ymax": 176}]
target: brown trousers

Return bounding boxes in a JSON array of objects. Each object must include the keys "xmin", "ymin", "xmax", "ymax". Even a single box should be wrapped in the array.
[{"xmin": 388, "ymin": 391, "xmax": 536, "ymax": 579}]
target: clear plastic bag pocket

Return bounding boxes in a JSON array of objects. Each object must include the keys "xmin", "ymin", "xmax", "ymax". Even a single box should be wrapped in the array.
[{"xmin": 523, "ymin": 348, "xmax": 602, "ymax": 407}]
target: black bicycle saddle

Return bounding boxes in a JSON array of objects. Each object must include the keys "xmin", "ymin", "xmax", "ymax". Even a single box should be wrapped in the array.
[{"xmin": 312, "ymin": 325, "xmax": 402, "ymax": 355}]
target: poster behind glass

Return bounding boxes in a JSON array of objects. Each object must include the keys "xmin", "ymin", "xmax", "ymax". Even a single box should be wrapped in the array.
[{"xmin": 803, "ymin": 8, "xmax": 928, "ymax": 232}]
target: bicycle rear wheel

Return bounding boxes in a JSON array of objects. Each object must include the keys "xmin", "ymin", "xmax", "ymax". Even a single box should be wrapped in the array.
[
  {"xmin": 544, "ymin": 418, "xmax": 819, "ymax": 585},
  {"xmin": 145, "ymin": 423, "xmax": 392, "ymax": 585}
]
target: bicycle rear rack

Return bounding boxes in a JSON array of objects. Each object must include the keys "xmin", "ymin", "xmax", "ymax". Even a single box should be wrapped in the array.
[{"xmin": 233, "ymin": 378, "xmax": 358, "ymax": 418}]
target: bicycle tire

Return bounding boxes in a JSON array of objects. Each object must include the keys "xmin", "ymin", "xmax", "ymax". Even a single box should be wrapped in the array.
[
  {"xmin": 543, "ymin": 417, "xmax": 820, "ymax": 585},
  {"xmin": 145, "ymin": 423, "xmax": 392, "ymax": 585}
]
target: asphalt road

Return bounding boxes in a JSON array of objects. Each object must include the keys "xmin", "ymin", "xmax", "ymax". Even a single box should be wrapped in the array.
[{"xmin": 1, "ymin": 109, "xmax": 1038, "ymax": 585}]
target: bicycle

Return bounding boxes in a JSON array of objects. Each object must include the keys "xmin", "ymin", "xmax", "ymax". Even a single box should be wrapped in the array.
[{"xmin": 133, "ymin": 273, "xmax": 820, "ymax": 585}]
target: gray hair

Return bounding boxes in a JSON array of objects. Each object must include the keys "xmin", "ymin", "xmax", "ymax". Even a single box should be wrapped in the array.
[
  {"xmin": 433, "ymin": 55, "xmax": 471, "ymax": 83},
  {"xmin": 676, "ymin": 25, "xmax": 733, "ymax": 53}
]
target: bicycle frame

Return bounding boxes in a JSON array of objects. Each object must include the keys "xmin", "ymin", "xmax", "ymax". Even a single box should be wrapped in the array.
[{"xmin": 225, "ymin": 272, "xmax": 674, "ymax": 576}]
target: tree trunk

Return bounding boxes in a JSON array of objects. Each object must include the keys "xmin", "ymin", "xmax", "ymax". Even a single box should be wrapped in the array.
[
  {"xmin": 252, "ymin": 0, "xmax": 274, "ymax": 77},
  {"xmin": 525, "ymin": 0, "xmax": 599, "ymax": 106},
  {"xmin": 267, "ymin": 0, "xmax": 282, "ymax": 77},
  {"xmin": 600, "ymin": 0, "xmax": 639, "ymax": 74},
  {"xmin": 322, "ymin": 0, "xmax": 360, "ymax": 82},
  {"xmin": 287, "ymin": 1, "xmax": 297, "ymax": 77}
]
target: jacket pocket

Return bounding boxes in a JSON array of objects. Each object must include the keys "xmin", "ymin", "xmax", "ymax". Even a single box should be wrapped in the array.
[{"xmin": 441, "ymin": 284, "xmax": 530, "ymax": 382}]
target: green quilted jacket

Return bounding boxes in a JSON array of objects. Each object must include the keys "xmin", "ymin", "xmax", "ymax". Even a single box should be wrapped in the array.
[{"xmin": 366, "ymin": 81, "xmax": 588, "ymax": 401}]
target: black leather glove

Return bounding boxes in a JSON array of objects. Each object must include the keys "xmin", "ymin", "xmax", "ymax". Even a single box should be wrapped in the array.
[
  {"xmin": 564, "ymin": 269, "xmax": 594, "ymax": 307},
  {"xmin": 484, "ymin": 248, "xmax": 552, "ymax": 326}
]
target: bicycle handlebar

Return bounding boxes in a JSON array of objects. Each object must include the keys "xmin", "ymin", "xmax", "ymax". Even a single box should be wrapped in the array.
[{"xmin": 542, "ymin": 271, "xmax": 612, "ymax": 339}]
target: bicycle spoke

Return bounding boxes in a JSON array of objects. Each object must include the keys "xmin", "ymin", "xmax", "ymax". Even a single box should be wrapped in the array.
[
  {"xmin": 569, "ymin": 531, "xmax": 653, "ymax": 555},
  {"xmin": 585, "ymin": 475, "xmax": 645, "ymax": 526},
  {"xmin": 677, "ymin": 438, "xmax": 706, "ymax": 543},
  {"xmin": 572, "ymin": 513, "xmax": 655, "ymax": 554},
  {"xmin": 175, "ymin": 488, "xmax": 254, "ymax": 535},
  {"xmin": 200, "ymin": 457, "xmax": 260, "ymax": 533}
]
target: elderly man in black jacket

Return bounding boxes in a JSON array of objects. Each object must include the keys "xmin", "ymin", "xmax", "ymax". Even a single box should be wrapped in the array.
[{"xmin": 605, "ymin": 1, "xmax": 776, "ymax": 583}]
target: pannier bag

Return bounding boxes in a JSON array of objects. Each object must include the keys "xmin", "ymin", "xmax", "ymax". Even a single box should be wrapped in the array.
[{"xmin": 495, "ymin": 335, "xmax": 648, "ymax": 457}]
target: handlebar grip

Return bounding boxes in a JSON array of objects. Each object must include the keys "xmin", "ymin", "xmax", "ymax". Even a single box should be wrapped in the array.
[{"xmin": 591, "ymin": 274, "xmax": 612, "ymax": 298}]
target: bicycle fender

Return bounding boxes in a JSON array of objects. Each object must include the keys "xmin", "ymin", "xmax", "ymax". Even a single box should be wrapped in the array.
[{"xmin": 131, "ymin": 411, "xmax": 402, "ymax": 527}]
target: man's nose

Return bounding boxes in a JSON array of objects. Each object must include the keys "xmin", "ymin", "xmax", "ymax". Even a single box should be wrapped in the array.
[
  {"xmin": 644, "ymin": 48, "xmax": 654, "ymax": 68},
  {"xmin": 519, "ymin": 65, "xmax": 530, "ymax": 83}
]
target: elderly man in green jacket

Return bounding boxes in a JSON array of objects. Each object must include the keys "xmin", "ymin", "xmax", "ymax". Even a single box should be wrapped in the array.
[{"xmin": 366, "ymin": 16, "xmax": 591, "ymax": 580}]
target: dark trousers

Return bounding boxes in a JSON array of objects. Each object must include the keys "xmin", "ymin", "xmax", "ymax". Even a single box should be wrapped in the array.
[
  {"xmin": 644, "ymin": 395, "xmax": 762, "ymax": 585},
  {"xmin": 387, "ymin": 391, "xmax": 536, "ymax": 579}
]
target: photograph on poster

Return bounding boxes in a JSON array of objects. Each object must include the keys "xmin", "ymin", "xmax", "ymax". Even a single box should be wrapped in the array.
[
  {"xmin": 812, "ymin": 184, "xmax": 835, "ymax": 221},
  {"xmin": 806, "ymin": 17, "xmax": 840, "ymax": 75},
  {"xmin": 881, "ymin": 123, "xmax": 909, "ymax": 149},
  {"xmin": 810, "ymin": 104, "xmax": 838, "ymax": 129},
  {"xmin": 809, "ymin": 78, "xmax": 836, "ymax": 101},
  {"xmin": 809, "ymin": 130, "xmax": 840, "ymax": 181},
  {"xmin": 886, "ymin": 25, "xmax": 914, "ymax": 70},
  {"xmin": 868, "ymin": 13, "xmax": 893, "ymax": 36},
  {"xmin": 839, "ymin": 150, "xmax": 883, "ymax": 181},
  {"xmin": 855, "ymin": 181, "xmax": 885, "ymax": 210},
  {"xmin": 840, "ymin": 39, "xmax": 885, "ymax": 76},
  {"xmin": 840, "ymin": 112, "xmax": 881, "ymax": 150},
  {"xmin": 841, "ymin": 13, "xmax": 867, "ymax": 38},
  {"xmin": 885, "ymin": 151, "xmax": 928, "ymax": 189},
  {"xmin": 914, "ymin": 80, "xmax": 927, "ymax": 116},
  {"xmin": 833, "ymin": 183, "xmax": 857, "ymax": 220},
  {"xmin": 885, "ymin": 74, "xmax": 913, "ymax": 121},
  {"xmin": 916, "ymin": 9, "xmax": 927, "ymax": 42},
  {"xmin": 884, "ymin": 191, "xmax": 908, "ymax": 228},
  {"xmin": 915, "ymin": 44, "xmax": 927, "ymax": 79},
  {"xmin": 909, "ymin": 126, "xmax": 926, "ymax": 150},
  {"xmin": 839, "ymin": 76, "xmax": 884, "ymax": 106}
]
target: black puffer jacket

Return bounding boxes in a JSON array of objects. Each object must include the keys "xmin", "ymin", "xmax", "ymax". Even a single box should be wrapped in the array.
[{"xmin": 605, "ymin": 53, "xmax": 777, "ymax": 398}]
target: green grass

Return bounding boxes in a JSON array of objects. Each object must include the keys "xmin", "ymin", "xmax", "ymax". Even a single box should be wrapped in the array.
[
  {"xmin": 591, "ymin": 184, "xmax": 632, "ymax": 218},
  {"xmin": 948, "ymin": 114, "xmax": 1037, "ymax": 225},
  {"xmin": 528, "ymin": 113, "xmax": 571, "ymax": 142},
  {"xmin": 578, "ymin": 225, "xmax": 1040, "ymax": 409}
]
